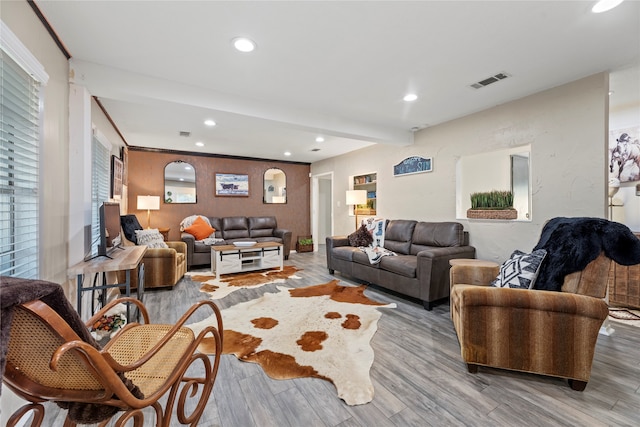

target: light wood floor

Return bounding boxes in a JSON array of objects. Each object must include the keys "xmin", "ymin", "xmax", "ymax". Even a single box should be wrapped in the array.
[{"xmin": 40, "ymin": 246, "xmax": 640, "ymax": 426}]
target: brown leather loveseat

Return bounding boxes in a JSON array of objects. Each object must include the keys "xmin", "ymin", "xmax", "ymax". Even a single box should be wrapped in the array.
[
  {"xmin": 326, "ymin": 220, "xmax": 475, "ymax": 310},
  {"xmin": 181, "ymin": 216, "xmax": 292, "ymax": 269}
]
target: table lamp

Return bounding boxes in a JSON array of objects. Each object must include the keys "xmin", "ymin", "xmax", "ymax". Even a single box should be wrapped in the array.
[
  {"xmin": 346, "ymin": 190, "xmax": 367, "ymax": 230},
  {"xmin": 137, "ymin": 195, "xmax": 160, "ymax": 228}
]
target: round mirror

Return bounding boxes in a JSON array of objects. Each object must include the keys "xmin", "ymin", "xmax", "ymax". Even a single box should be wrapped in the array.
[
  {"xmin": 164, "ymin": 161, "xmax": 196, "ymax": 203},
  {"xmin": 264, "ymin": 168, "xmax": 286, "ymax": 203}
]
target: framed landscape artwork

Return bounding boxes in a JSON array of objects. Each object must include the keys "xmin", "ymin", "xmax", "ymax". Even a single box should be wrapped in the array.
[
  {"xmin": 215, "ymin": 173, "xmax": 249, "ymax": 197},
  {"xmin": 111, "ymin": 155, "xmax": 123, "ymax": 198}
]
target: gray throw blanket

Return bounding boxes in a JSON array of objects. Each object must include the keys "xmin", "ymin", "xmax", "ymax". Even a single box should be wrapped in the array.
[{"xmin": 0, "ymin": 276, "xmax": 143, "ymax": 424}]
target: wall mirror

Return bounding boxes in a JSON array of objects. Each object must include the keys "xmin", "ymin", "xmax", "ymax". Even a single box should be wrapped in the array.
[
  {"xmin": 164, "ymin": 161, "xmax": 196, "ymax": 203},
  {"xmin": 456, "ymin": 145, "xmax": 531, "ymax": 221},
  {"xmin": 264, "ymin": 168, "xmax": 286, "ymax": 203}
]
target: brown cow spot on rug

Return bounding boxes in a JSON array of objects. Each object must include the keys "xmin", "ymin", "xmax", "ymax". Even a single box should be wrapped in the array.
[
  {"xmin": 188, "ymin": 265, "xmax": 302, "ymax": 299},
  {"xmin": 188, "ymin": 279, "xmax": 395, "ymax": 405}
]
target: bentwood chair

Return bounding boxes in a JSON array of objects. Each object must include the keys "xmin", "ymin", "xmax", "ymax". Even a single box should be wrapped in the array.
[{"xmin": 2, "ymin": 280, "xmax": 222, "ymax": 427}]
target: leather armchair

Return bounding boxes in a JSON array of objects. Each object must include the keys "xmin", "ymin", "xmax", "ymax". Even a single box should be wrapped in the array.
[{"xmin": 450, "ymin": 252, "xmax": 611, "ymax": 391}]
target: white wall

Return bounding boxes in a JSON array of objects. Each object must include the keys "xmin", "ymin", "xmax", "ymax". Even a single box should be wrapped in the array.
[{"xmin": 311, "ymin": 73, "xmax": 609, "ymax": 264}]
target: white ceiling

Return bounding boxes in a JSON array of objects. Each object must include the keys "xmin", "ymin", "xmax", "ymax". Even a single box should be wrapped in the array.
[{"xmin": 34, "ymin": 1, "xmax": 640, "ymax": 163}]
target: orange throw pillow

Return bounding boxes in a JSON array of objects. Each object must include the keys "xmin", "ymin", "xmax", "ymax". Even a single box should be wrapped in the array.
[{"xmin": 184, "ymin": 216, "xmax": 215, "ymax": 240}]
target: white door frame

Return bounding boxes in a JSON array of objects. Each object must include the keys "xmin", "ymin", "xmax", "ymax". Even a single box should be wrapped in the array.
[{"xmin": 311, "ymin": 171, "xmax": 334, "ymax": 251}]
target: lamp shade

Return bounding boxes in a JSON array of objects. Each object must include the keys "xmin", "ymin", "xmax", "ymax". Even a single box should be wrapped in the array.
[
  {"xmin": 137, "ymin": 195, "xmax": 160, "ymax": 210},
  {"xmin": 346, "ymin": 190, "xmax": 367, "ymax": 205}
]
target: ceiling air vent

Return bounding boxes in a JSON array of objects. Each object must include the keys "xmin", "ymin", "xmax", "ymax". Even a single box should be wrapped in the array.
[
  {"xmin": 470, "ymin": 72, "xmax": 511, "ymax": 89},
  {"xmin": 179, "ymin": 131, "xmax": 191, "ymax": 137},
  {"xmin": 311, "ymin": 148, "xmax": 321, "ymax": 152}
]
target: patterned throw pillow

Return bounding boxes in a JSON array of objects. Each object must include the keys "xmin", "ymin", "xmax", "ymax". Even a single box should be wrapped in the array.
[
  {"xmin": 184, "ymin": 216, "xmax": 216, "ymax": 240},
  {"xmin": 134, "ymin": 229, "xmax": 168, "ymax": 249},
  {"xmin": 348, "ymin": 224, "xmax": 374, "ymax": 247},
  {"xmin": 491, "ymin": 249, "xmax": 547, "ymax": 289},
  {"xmin": 180, "ymin": 215, "xmax": 211, "ymax": 231}
]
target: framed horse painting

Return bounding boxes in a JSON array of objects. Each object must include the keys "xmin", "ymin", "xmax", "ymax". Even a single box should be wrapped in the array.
[{"xmin": 609, "ymin": 126, "xmax": 640, "ymax": 183}]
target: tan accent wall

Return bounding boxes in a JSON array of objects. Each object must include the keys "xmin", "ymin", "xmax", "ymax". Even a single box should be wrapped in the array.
[{"xmin": 127, "ymin": 149, "xmax": 311, "ymax": 242}]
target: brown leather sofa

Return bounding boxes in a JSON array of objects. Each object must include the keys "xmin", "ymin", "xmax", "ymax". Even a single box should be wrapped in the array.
[
  {"xmin": 181, "ymin": 216, "xmax": 292, "ymax": 269},
  {"xmin": 326, "ymin": 220, "xmax": 475, "ymax": 310}
]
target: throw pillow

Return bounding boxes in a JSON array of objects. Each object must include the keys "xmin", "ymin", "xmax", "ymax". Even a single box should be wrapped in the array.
[
  {"xmin": 348, "ymin": 224, "xmax": 374, "ymax": 247},
  {"xmin": 120, "ymin": 214, "xmax": 143, "ymax": 244},
  {"xmin": 184, "ymin": 216, "xmax": 216, "ymax": 240},
  {"xmin": 180, "ymin": 214, "xmax": 211, "ymax": 231},
  {"xmin": 491, "ymin": 249, "xmax": 547, "ymax": 289},
  {"xmin": 134, "ymin": 229, "xmax": 168, "ymax": 249}
]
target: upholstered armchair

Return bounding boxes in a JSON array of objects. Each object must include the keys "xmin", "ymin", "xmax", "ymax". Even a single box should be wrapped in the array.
[
  {"xmin": 450, "ymin": 253, "xmax": 611, "ymax": 390},
  {"xmin": 118, "ymin": 215, "xmax": 187, "ymax": 289},
  {"xmin": 450, "ymin": 217, "xmax": 640, "ymax": 390}
]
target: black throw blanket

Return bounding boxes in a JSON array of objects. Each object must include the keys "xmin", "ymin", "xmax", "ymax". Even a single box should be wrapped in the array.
[
  {"xmin": 532, "ymin": 217, "xmax": 640, "ymax": 291},
  {"xmin": 0, "ymin": 277, "xmax": 143, "ymax": 423}
]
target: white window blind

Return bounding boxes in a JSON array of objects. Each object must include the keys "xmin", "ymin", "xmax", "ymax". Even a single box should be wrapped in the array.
[
  {"xmin": 0, "ymin": 50, "xmax": 41, "ymax": 278},
  {"xmin": 91, "ymin": 135, "xmax": 110, "ymax": 255}
]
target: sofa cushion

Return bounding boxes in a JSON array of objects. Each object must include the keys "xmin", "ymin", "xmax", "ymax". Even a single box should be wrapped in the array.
[
  {"xmin": 180, "ymin": 215, "xmax": 211, "ymax": 231},
  {"xmin": 353, "ymin": 250, "xmax": 380, "ymax": 268},
  {"xmin": 209, "ymin": 217, "xmax": 224, "ymax": 238},
  {"xmin": 249, "ymin": 216, "xmax": 277, "ymax": 238},
  {"xmin": 121, "ymin": 214, "xmax": 143, "ymax": 244},
  {"xmin": 379, "ymin": 255, "xmax": 417, "ymax": 278},
  {"xmin": 491, "ymin": 249, "xmax": 547, "ymax": 289},
  {"xmin": 222, "ymin": 217, "xmax": 250, "ymax": 240},
  {"xmin": 411, "ymin": 222, "xmax": 464, "ymax": 254},
  {"xmin": 184, "ymin": 216, "xmax": 215, "ymax": 240},
  {"xmin": 332, "ymin": 246, "xmax": 359, "ymax": 262},
  {"xmin": 383, "ymin": 220, "xmax": 416, "ymax": 255}
]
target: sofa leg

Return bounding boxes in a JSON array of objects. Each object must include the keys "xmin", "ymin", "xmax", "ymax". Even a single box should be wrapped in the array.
[
  {"xmin": 328, "ymin": 269, "xmax": 335, "ymax": 274},
  {"xmin": 568, "ymin": 379, "xmax": 587, "ymax": 391},
  {"xmin": 284, "ymin": 255, "xmax": 289, "ymax": 260},
  {"xmin": 467, "ymin": 364, "xmax": 478, "ymax": 374},
  {"xmin": 423, "ymin": 300, "xmax": 433, "ymax": 311}
]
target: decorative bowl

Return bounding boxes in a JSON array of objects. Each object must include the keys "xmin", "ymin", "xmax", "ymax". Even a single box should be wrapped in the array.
[{"xmin": 233, "ymin": 241, "xmax": 257, "ymax": 247}]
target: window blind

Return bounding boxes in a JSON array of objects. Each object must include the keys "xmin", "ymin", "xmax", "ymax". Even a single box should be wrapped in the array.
[{"xmin": 0, "ymin": 50, "xmax": 40, "ymax": 278}]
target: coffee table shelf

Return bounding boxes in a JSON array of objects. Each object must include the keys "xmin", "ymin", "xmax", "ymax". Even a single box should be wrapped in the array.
[{"xmin": 211, "ymin": 242, "xmax": 283, "ymax": 278}]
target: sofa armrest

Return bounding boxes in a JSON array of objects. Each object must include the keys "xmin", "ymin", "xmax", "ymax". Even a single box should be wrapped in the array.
[
  {"xmin": 143, "ymin": 247, "xmax": 177, "ymax": 259},
  {"xmin": 181, "ymin": 232, "xmax": 196, "ymax": 267},
  {"xmin": 274, "ymin": 228, "xmax": 292, "ymax": 259},
  {"xmin": 326, "ymin": 236, "xmax": 349, "ymax": 248},
  {"xmin": 415, "ymin": 246, "xmax": 476, "ymax": 302}
]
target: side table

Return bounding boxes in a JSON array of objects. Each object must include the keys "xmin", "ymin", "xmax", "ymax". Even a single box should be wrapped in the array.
[
  {"xmin": 158, "ymin": 227, "xmax": 170, "ymax": 241},
  {"xmin": 68, "ymin": 245, "xmax": 147, "ymax": 321}
]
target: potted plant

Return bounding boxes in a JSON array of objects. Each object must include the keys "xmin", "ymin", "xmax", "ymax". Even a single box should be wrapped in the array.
[
  {"xmin": 467, "ymin": 190, "xmax": 517, "ymax": 220},
  {"xmin": 296, "ymin": 236, "xmax": 314, "ymax": 253}
]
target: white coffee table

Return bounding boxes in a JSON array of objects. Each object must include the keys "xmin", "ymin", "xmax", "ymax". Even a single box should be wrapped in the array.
[{"xmin": 210, "ymin": 241, "xmax": 283, "ymax": 278}]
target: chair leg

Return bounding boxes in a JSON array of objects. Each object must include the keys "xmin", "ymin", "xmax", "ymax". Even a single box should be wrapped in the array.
[
  {"xmin": 568, "ymin": 379, "xmax": 587, "ymax": 391},
  {"xmin": 467, "ymin": 363, "xmax": 478, "ymax": 374},
  {"xmin": 7, "ymin": 404, "xmax": 45, "ymax": 427}
]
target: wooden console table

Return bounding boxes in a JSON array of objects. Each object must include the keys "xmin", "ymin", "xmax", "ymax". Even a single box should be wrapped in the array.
[{"xmin": 68, "ymin": 245, "xmax": 147, "ymax": 320}]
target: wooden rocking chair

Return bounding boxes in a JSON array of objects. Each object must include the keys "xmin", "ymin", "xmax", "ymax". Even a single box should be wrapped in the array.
[{"xmin": 2, "ymin": 283, "xmax": 222, "ymax": 427}]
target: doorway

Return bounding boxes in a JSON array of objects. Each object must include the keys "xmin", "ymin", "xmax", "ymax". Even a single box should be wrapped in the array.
[{"xmin": 311, "ymin": 172, "xmax": 333, "ymax": 251}]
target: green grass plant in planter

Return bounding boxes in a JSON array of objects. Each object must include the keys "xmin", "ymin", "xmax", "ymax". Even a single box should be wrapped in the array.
[{"xmin": 468, "ymin": 190, "xmax": 517, "ymax": 219}]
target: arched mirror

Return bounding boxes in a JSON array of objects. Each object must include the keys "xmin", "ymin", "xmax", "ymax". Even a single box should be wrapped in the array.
[
  {"xmin": 264, "ymin": 168, "xmax": 286, "ymax": 203},
  {"xmin": 164, "ymin": 161, "xmax": 196, "ymax": 203}
]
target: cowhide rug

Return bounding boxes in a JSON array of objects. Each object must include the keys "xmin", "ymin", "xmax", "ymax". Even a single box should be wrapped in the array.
[
  {"xmin": 187, "ymin": 279, "xmax": 396, "ymax": 405},
  {"xmin": 187, "ymin": 265, "xmax": 302, "ymax": 299},
  {"xmin": 609, "ymin": 307, "xmax": 640, "ymax": 327}
]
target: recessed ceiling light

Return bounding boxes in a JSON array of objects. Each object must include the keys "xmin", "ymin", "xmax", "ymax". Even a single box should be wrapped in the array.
[
  {"xmin": 195, "ymin": 142, "xmax": 204, "ymax": 147},
  {"xmin": 284, "ymin": 151, "xmax": 292, "ymax": 156},
  {"xmin": 232, "ymin": 37, "xmax": 256, "ymax": 52},
  {"xmin": 403, "ymin": 93, "xmax": 418, "ymax": 102},
  {"xmin": 204, "ymin": 119, "xmax": 216, "ymax": 126},
  {"xmin": 316, "ymin": 136, "xmax": 324, "ymax": 143},
  {"xmin": 592, "ymin": 0, "xmax": 624, "ymax": 13},
  {"xmin": 179, "ymin": 178, "xmax": 184, "ymax": 181}
]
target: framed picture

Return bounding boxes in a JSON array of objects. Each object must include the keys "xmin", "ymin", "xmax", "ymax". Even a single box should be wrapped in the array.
[
  {"xmin": 393, "ymin": 156, "xmax": 432, "ymax": 177},
  {"xmin": 111, "ymin": 155, "xmax": 123, "ymax": 198},
  {"xmin": 609, "ymin": 126, "xmax": 640, "ymax": 183},
  {"xmin": 215, "ymin": 173, "xmax": 249, "ymax": 197}
]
